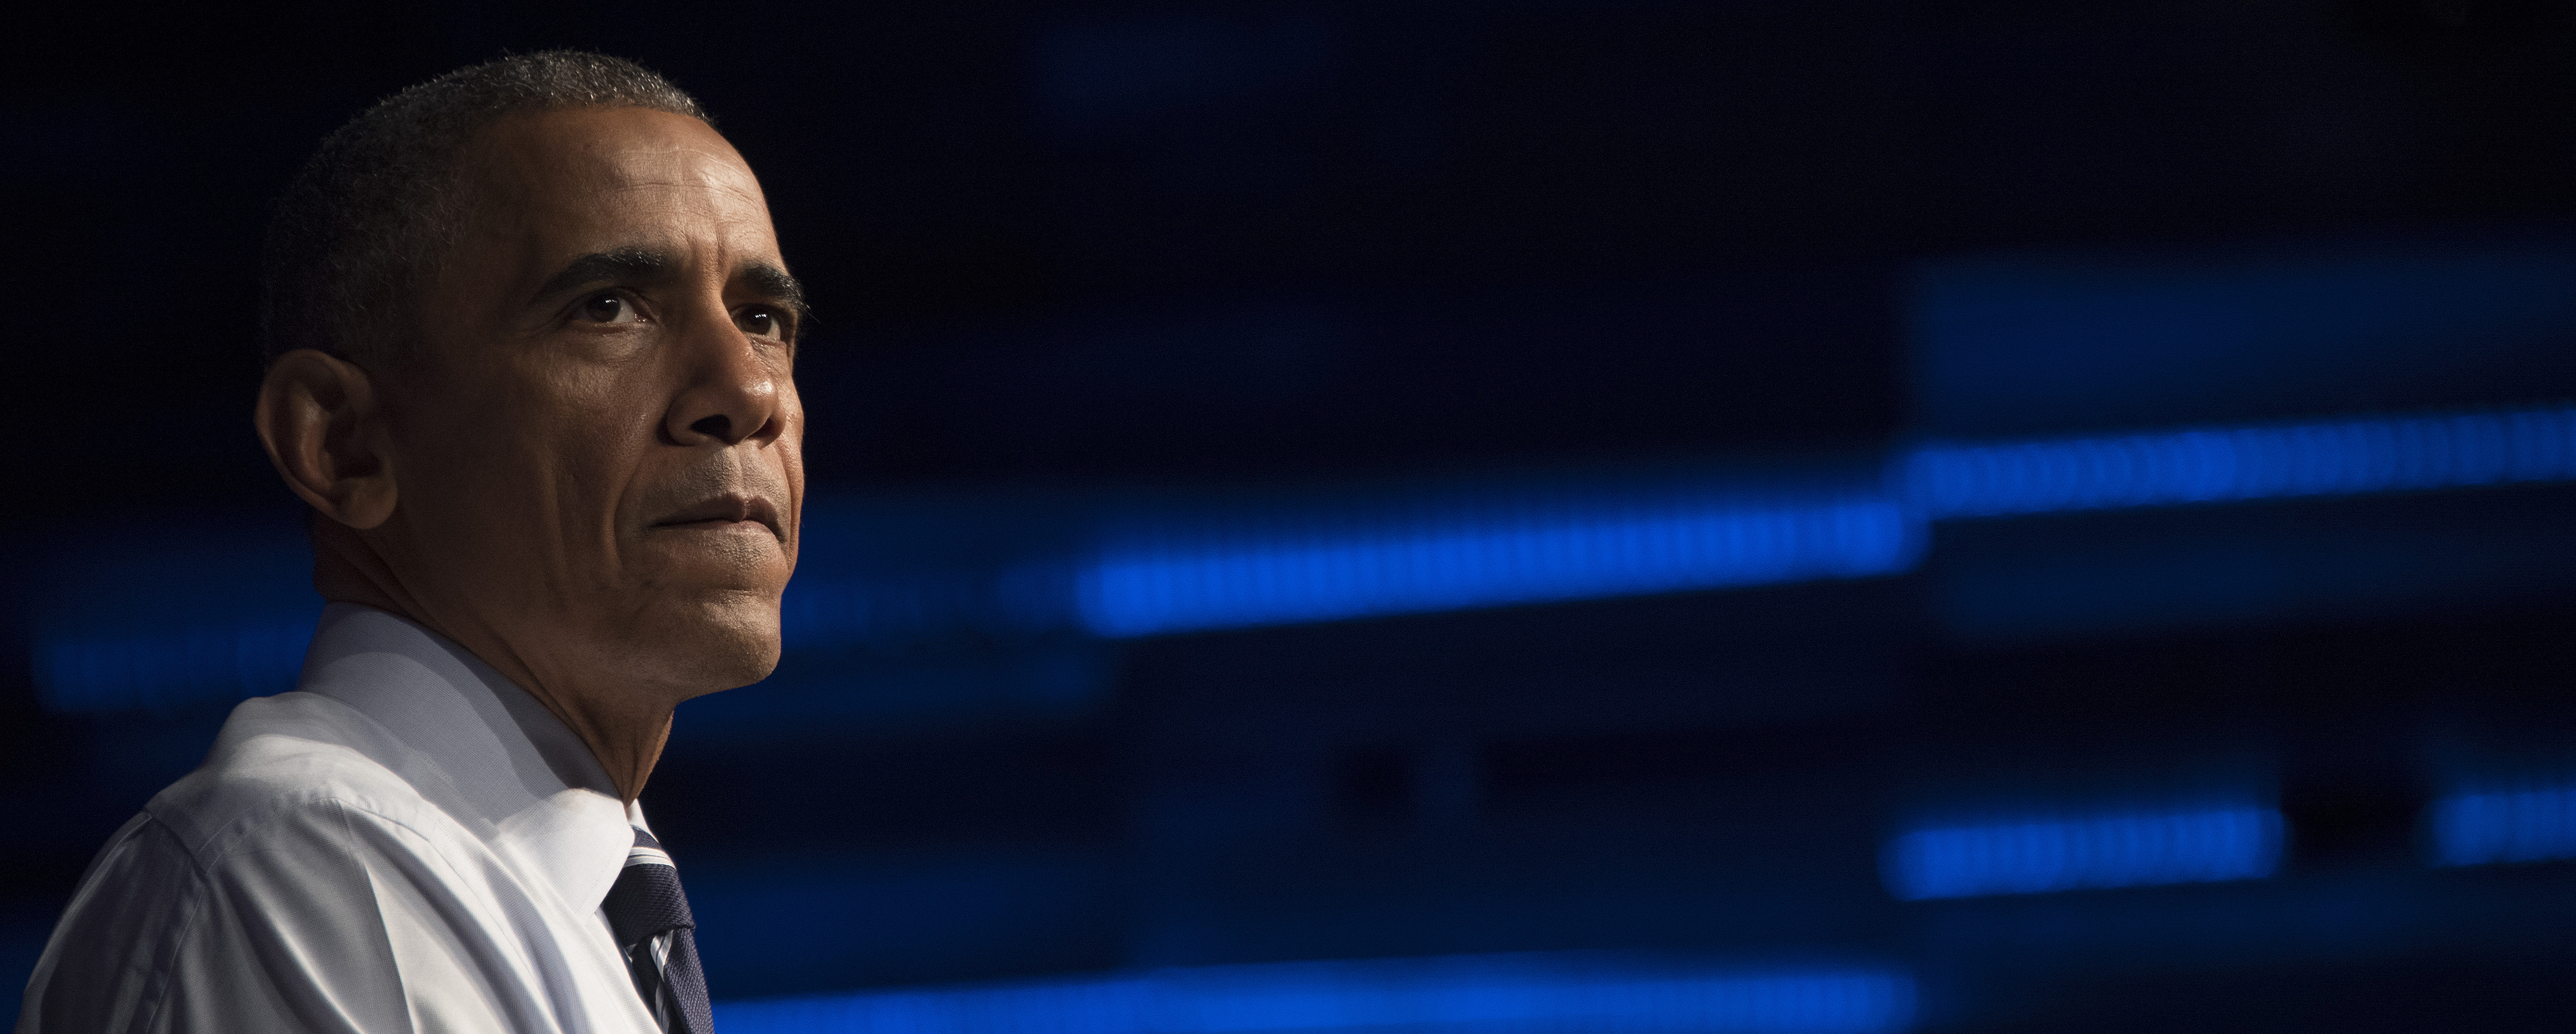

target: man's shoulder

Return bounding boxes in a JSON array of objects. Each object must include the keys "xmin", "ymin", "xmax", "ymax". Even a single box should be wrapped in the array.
[
  {"xmin": 145, "ymin": 690, "xmax": 455, "ymax": 867},
  {"xmin": 26, "ymin": 697, "xmax": 522, "ymax": 1034}
]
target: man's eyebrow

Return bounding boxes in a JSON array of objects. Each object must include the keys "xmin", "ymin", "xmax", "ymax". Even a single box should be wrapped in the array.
[
  {"xmin": 739, "ymin": 260, "xmax": 811, "ymax": 324},
  {"xmin": 530, "ymin": 247, "xmax": 676, "ymax": 304}
]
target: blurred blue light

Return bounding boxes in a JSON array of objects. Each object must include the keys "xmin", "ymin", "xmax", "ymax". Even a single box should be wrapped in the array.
[
  {"xmin": 1076, "ymin": 493, "xmax": 1915, "ymax": 638},
  {"xmin": 716, "ymin": 955, "xmax": 1915, "ymax": 1034},
  {"xmin": 1908, "ymin": 245, "xmax": 2576, "ymax": 437},
  {"xmin": 2427, "ymin": 784, "xmax": 2576, "ymax": 867},
  {"xmin": 1905, "ymin": 404, "xmax": 2576, "ymax": 519},
  {"xmin": 33, "ymin": 618, "xmax": 313, "ymax": 714},
  {"xmin": 781, "ymin": 566, "xmax": 1076, "ymax": 647},
  {"xmin": 35, "ymin": 402, "xmax": 2576, "ymax": 707},
  {"xmin": 1882, "ymin": 804, "xmax": 2282, "ymax": 900},
  {"xmin": 720, "ymin": 973, "xmax": 1151, "ymax": 1034}
]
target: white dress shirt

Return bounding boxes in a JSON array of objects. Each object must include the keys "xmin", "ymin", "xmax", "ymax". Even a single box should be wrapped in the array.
[{"xmin": 18, "ymin": 604, "xmax": 667, "ymax": 1034}]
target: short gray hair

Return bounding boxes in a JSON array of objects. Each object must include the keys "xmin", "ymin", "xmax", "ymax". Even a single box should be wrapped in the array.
[{"xmin": 259, "ymin": 50, "xmax": 712, "ymax": 369}]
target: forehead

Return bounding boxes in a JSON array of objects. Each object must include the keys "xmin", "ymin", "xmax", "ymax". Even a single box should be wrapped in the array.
[{"xmin": 452, "ymin": 106, "xmax": 776, "ymax": 259}]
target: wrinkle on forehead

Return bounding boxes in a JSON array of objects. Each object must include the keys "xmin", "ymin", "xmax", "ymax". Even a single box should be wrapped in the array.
[
  {"xmin": 457, "ymin": 108, "xmax": 769, "ymax": 228},
  {"xmin": 437, "ymin": 107, "xmax": 784, "ymax": 320},
  {"xmin": 570, "ymin": 138, "xmax": 767, "ymax": 209}
]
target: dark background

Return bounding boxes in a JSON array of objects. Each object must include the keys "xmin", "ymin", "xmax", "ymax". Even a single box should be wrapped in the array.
[{"xmin": 7, "ymin": 0, "xmax": 2576, "ymax": 1030}]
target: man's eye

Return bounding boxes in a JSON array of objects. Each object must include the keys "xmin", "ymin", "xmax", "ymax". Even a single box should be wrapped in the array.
[
  {"xmin": 580, "ymin": 293, "xmax": 640, "ymax": 324},
  {"xmin": 737, "ymin": 309, "xmax": 785, "ymax": 339}
]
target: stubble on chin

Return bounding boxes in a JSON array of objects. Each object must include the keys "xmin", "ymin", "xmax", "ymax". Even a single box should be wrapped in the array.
[{"xmin": 592, "ymin": 584, "xmax": 787, "ymax": 702}]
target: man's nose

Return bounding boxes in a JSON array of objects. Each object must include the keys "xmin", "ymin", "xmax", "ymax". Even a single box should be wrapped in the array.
[{"xmin": 662, "ymin": 305, "xmax": 786, "ymax": 448}]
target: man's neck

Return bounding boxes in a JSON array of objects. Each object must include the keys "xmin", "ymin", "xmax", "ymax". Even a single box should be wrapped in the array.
[{"xmin": 309, "ymin": 521, "xmax": 674, "ymax": 802}]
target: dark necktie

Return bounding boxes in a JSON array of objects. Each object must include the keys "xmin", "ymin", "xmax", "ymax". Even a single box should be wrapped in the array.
[{"xmin": 601, "ymin": 828, "xmax": 714, "ymax": 1034}]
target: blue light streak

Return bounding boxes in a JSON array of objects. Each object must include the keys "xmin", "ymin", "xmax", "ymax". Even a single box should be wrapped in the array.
[
  {"xmin": 781, "ymin": 567, "xmax": 1076, "ymax": 646},
  {"xmin": 34, "ymin": 618, "xmax": 314, "ymax": 714},
  {"xmin": 716, "ymin": 955, "xmax": 1916, "ymax": 1034},
  {"xmin": 1882, "ymin": 804, "xmax": 2282, "ymax": 901},
  {"xmin": 1904, "ymin": 404, "xmax": 2576, "ymax": 519},
  {"xmin": 1074, "ymin": 403, "xmax": 2576, "ymax": 638},
  {"xmin": 35, "ymin": 401, "xmax": 2576, "ymax": 709},
  {"xmin": 2427, "ymin": 783, "xmax": 2576, "ymax": 867},
  {"xmin": 1076, "ymin": 492, "xmax": 1914, "ymax": 638},
  {"xmin": 1908, "ymin": 245, "xmax": 2576, "ymax": 437}
]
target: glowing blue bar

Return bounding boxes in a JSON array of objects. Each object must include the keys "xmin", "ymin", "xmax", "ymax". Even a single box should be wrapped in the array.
[
  {"xmin": 716, "ymin": 955, "xmax": 1916, "ymax": 1034},
  {"xmin": 2427, "ymin": 784, "xmax": 2576, "ymax": 867},
  {"xmin": 1882, "ymin": 804, "xmax": 2282, "ymax": 900},
  {"xmin": 780, "ymin": 566, "xmax": 1074, "ymax": 646},
  {"xmin": 33, "ymin": 618, "xmax": 315, "ymax": 715},
  {"xmin": 719, "ymin": 977, "xmax": 1151, "ymax": 1034},
  {"xmin": 1906, "ymin": 404, "xmax": 2576, "ymax": 519},
  {"xmin": 1079, "ymin": 403, "xmax": 2576, "ymax": 639},
  {"xmin": 37, "ymin": 402, "xmax": 2576, "ymax": 704},
  {"xmin": 1076, "ymin": 493, "xmax": 1915, "ymax": 638}
]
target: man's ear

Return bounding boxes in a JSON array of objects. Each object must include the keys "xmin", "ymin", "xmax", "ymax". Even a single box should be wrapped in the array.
[{"xmin": 254, "ymin": 349, "xmax": 398, "ymax": 530}]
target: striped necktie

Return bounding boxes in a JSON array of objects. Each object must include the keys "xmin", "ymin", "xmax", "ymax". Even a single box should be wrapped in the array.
[{"xmin": 601, "ymin": 828, "xmax": 714, "ymax": 1033}]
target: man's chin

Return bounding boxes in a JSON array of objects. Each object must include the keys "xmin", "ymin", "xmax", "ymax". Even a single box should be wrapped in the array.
[{"xmin": 617, "ymin": 594, "xmax": 786, "ymax": 699}]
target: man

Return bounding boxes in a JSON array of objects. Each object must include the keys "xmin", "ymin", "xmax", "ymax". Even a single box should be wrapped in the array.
[{"xmin": 18, "ymin": 51, "xmax": 804, "ymax": 1033}]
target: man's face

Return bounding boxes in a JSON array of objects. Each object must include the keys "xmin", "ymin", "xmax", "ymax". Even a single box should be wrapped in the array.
[{"xmin": 380, "ymin": 106, "xmax": 803, "ymax": 700}]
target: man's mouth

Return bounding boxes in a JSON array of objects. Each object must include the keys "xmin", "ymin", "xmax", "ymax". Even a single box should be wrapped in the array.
[{"xmin": 651, "ymin": 494, "xmax": 783, "ymax": 541}]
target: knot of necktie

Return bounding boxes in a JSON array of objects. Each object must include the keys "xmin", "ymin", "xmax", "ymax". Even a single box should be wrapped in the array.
[
  {"xmin": 602, "ymin": 855, "xmax": 695, "ymax": 947},
  {"xmin": 601, "ymin": 827, "xmax": 713, "ymax": 1034}
]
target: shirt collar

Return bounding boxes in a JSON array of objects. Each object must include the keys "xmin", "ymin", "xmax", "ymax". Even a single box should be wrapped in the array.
[{"xmin": 296, "ymin": 603, "xmax": 638, "ymax": 915}]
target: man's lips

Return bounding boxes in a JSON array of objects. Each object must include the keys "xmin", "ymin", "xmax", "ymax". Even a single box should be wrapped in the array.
[{"xmin": 651, "ymin": 494, "xmax": 783, "ymax": 541}]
